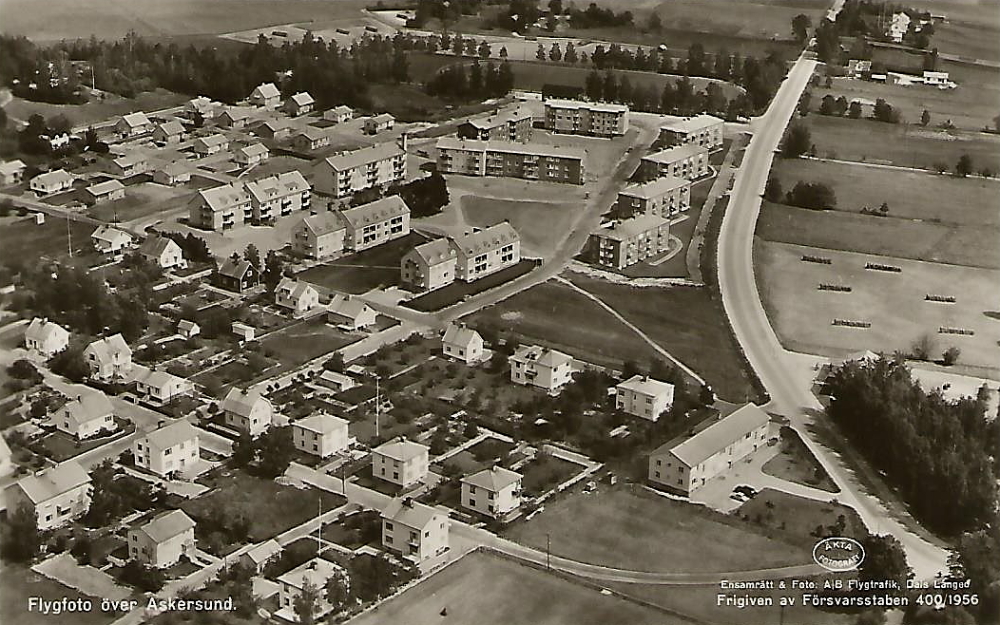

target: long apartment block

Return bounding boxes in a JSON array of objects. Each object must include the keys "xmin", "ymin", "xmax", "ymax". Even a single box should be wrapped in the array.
[
  {"xmin": 436, "ymin": 137, "xmax": 585, "ymax": 185},
  {"xmin": 543, "ymin": 98, "xmax": 629, "ymax": 137},
  {"xmin": 401, "ymin": 223, "xmax": 521, "ymax": 292},
  {"xmin": 457, "ymin": 108, "xmax": 533, "ymax": 142},
  {"xmin": 658, "ymin": 114, "xmax": 724, "ymax": 150},
  {"xmin": 641, "ymin": 144, "xmax": 710, "ymax": 180},
  {"xmin": 312, "ymin": 141, "xmax": 407, "ymax": 198},
  {"xmin": 245, "ymin": 171, "xmax": 310, "ymax": 225},
  {"xmin": 616, "ymin": 175, "xmax": 691, "ymax": 219},
  {"xmin": 187, "ymin": 172, "xmax": 311, "ymax": 230},
  {"xmin": 589, "ymin": 213, "xmax": 671, "ymax": 270}
]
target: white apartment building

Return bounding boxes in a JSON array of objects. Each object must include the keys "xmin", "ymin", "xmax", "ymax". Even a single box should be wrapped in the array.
[
  {"xmin": 311, "ymin": 142, "xmax": 406, "ymax": 198},
  {"xmin": 616, "ymin": 374, "xmax": 675, "ymax": 422}
]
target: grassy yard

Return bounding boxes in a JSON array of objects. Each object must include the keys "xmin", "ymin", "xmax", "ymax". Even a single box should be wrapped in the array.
[
  {"xmin": 460, "ymin": 195, "xmax": 579, "ymax": 257},
  {"xmin": 297, "ymin": 232, "xmax": 428, "ymax": 295},
  {"xmin": 519, "ymin": 454, "xmax": 582, "ymax": 497},
  {"xmin": 505, "ymin": 486, "xmax": 811, "ymax": 573},
  {"xmin": 0, "ymin": 215, "xmax": 95, "ymax": 261},
  {"xmin": 258, "ymin": 317, "xmax": 357, "ymax": 368},
  {"xmin": 762, "ymin": 426, "xmax": 839, "ymax": 493},
  {"xmin": 0, "ymin": 565, "xmax": 119, "ymax": 625},
  {"xmin": 34, "ymin": 421, "xmax": 133, "ymax": 462},
  {"xmin": 87, "ymin": 183, "xmax": 193, "ymax": 224},
  {"xmin": 405, "ymin": 259, "xmax": 539, "ymax": 312},
  {"xmin": 649, "ymin": 0, "xmax": 830, "ymax": 40},
  {"xmin": 3, "ymin": 89, "xmax": 187, "ymax": 127},
  {"xmin": 738, "ymin": 489, "xmax": 868, "ymax": 545},
  {"xmin": 347, "ymin": 550, "xmax": 678, "ymax": 625}
]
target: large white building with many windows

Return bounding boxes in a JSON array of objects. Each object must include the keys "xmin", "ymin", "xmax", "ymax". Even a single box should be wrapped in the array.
[
  {"xmin": 616, "ymin": 176, "xmax": 691, "ymax": 218},
  {"xmin": 616, "ymin": 374, "xmax": 675, "ymax": 422},
  {"xmin": 544, "ymin": 99, "xmax": 629, "ymax": 137},
  {"xmin": 339, "ymin": 195, "xmax": 410, "ymax": 252},
  {"xmin": 311, "ymin": 142, "xmax": 406, "ymax": 198}
]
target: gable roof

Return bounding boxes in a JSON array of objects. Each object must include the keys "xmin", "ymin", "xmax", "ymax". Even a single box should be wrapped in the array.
[
  {"xmin": 330, "ymin": 105, "xmax": 352, "ymax": 116},
  {"xmin": 199, "ymin": 182, "xmax": 249, "ymax": 212},
  {"xmin": 85, "ymin": 333, "xmax": 131, "ymax": 361},
  {"xmin": 338, "ymin": 196, "xmax": 408, "ymax": 230},
  {"xmin": 133, "ymin": 364, "xmax": 190, "ymax": 392},
  {"xmin": 0, "ymin": 159, "xmax": 26, "ymax": 175},
  {"xmin": 276, "ymin": 277, "xmax": 317, "ymax": 302},
  {"xmin": 293, "ymin": 127, "xmax": 327, "ymax": 142},
  {"xmin": 382, "ymin": 497, "xmax": 443, "ymax": 529},
  {"xmin": 643, "ymin": 143, "xmax": 709, "ymax": 164},
  {"xmin": 294, "ymin": 413, "xmax": 348, "ymax": 435},
  {"xmin": 374, "ymin": 438, "xmax": 427, "ymax": 462},
  {"xmin": 113, "ymin": 152, "xmax": 148, "ymax": 168},
  {"xmin": 61, "ymin": 390, "xmax": 114, "ymax": 427},
  {"xmin": 322, "ymin": 142, "xmax": 403, "ymax": 172},
  {"xmin": 619, "ymin": 176, "xmax": 689, "ymax": 199},
  {"xmin": 252, "ymin": 82, "xmax": 280, "ymax": 99},
  {"xmin": 288, "ymin": 92, "xmax": 314, "ymax": 106},
  {"xmin": 511, "ymin": 344, "xmax": 572, "ymax": 369},
  {"xmin": 407, "ymin": 238, "xmax": 455, "ymax": 266},
  {"xmin": 442, "ymin": 323, "xmax": 480, "ymax": 349},
  {"xmin": 450, "ymin": 223, "xmax": 519, "ymax": 259},
  {"xmin": 465, "ymin": 107, "xmax": 532, "ymax": 130},
  {"xmin": 217, "ymin": 108, "xmax": 250, "ymax": 122},
  {"xmin": 91, "ymin": 225, "xmax": 131, "ymax": 244},
  {"xmin": 369, "ymin": 113, "xmax": 394, "ymax": 124},
  {"xmin": 32, "ymin": 169, "xmax": 74, "ymax": 186},
  {"xmin": 221, "ymin": 387, "xmax": 270, "ymax": 418},
  {"xmin": 218, "ymin": 257, "xmax": 254, "ymax": 280},
  {"xmin": 136, "ymin": 510, "xmax": 196, "ymax": 543},
  {"xmin": 661, "ymin": 114, "xmax": 723, "ymax": 134},
  {"xmin": 328, "ymin": 293, "xmax": 374, "ymax": 321},
  {"xmin": 461, "ymin": 466, "xmax": 521, "ymax": 491},
  {"xmin": 155, "ymin": 121, "xmax": 185, "ymax": 136},
  {"xmin": 596, "ymin": 213, "xmax": 669, "ymax": 242},
  {"xmin": 237, "ymin": 143, "xmax": 269, "ymax": 158},
  {"xmin": 296, "ymin": 211, "xmax": 345, "ymax": 236},
  {"xmin": 87, "ymin": 179, "xmax": 126, "ymax": 197},
  {"xmin": 144, "ymin": 419, "xmax": 199, "ymax": 450},
  {"xmin": 245, "ymin": 171, "xmax": 308, "ymax": 203},
  {"xmin": 17, "ymin": 460, "xmax": 91, "ymax": 504},
  {"xmin": 25, "ymin": 318, "xmax": 68, "ymax": 344},
  {"xmin": 244, "ymin": 539, "xmax": 281, "ymax": 564},
  {"xmin": 194, "ymin": 134, "xmax": 229, "ymax": 149},
  {"xmin": 545, "ymin": 98, "xmax": 628, "ymax": 113},
  {"xmin": 121, "ymin": 112, "xmax": 151, "ymax": 128},
  {"xmin": 663, "ymin": 403, "xmax": 770, "ymax": 467},
  {"xmin": 139, "ymin": 236, "xmax": 181, "ymax": 258},
  {"xmin": 277, "ymin": 557, "xmax": 342, "ymax": 589}
]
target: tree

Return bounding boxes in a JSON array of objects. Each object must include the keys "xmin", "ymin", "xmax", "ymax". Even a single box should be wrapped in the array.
[
  {"xmin": 848, "ymin": 100, "xmax": 862, "ymax": 118},
  {"xmin": 792, "ymin": 14, "xmax": 812, "ymax": 43},
  {"xmin": 780, "ymin": 123, "xmax": 812, "ymax": 158},
  {"xmin": 859, "ymin": 535, "xmax": 911, "ymax": 591},
  {"xmin": 1, "ymin": 503, "xmax": 40, "ymax": 563},
  {"xmin": 263, "ymin": 250, "xmax": 284, "ymax": 292},
  {"xmin": 463, "ymin": 420, "xmax": 479, "ymax": 439},
  {"xmin": 452, "ymin": 35, "xmax": 464, "ymax": 56},
  {"xmin": 564, "ymin": 42, "xmax": 577, "ymax": 64},
  {"xmin": 231, "ymin": 432, "xmax": 255, "ymax": 468},
  {"xmin": 549, "ymin": 43, "xmax": 562, "ymax": 62},
  {"xmin": 585, "ymin": 70, "xmax": 602, "ymax": 100},
  {"xmin": 48, "ymin": 345, "xmax": 90, "ymax": 382},
  {"xmin": 785, "ymin": 181, "xmax": 836, "ymax": 209},
  {"xmin": 873, "ymin": 98, "xmax": 897, "ymax": 123},
  {"xmin": 326, "ymin": 574, "xmax": 349, "ymax": 611},
  {"xmin": 942, "ymin": 346, "xmax": 961, "ymax": 366},
  {"xmin": 477, "ymin": 40, "xmax": 491, "ymax": 59},
  {"xmin": 819, "ymin": 94, "xmax": 837, "ymax": 115},
  {"xmin": 920, "ymin": 109, "xmax": 931, "ymax": 126},
  {"xmin": 764, "ymin": 177, "xmax": 783, "ymax": 202},
  {"xmin": 255, "ymin": 426, "xmax": 295, "ymax": 477},
  {"xmin": 293, "ymin": 580, "xmax": 320, "ymax": 625},
  {"xmin": 243, "ymin": 244, "xmax": 261, "ymax": 270},
  {"xmin": 911, "ymin": 334, "xmax": 936, "ymax": 361},
  {"xmin": 955, "ymin": 154, "xmax": 973, "ymax": 178},
  {"xmin": 429, "ymin": 426, "xmax": 449, "ymax": 455},
  {"xmin": 536, "ymin": 43, "xmax": 546, "ymax": 61}
]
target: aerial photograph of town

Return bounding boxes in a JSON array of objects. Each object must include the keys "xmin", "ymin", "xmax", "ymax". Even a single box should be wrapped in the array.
[{"xmin": 0, "ymin": 0, "xmax": 996, "ymax": 623}]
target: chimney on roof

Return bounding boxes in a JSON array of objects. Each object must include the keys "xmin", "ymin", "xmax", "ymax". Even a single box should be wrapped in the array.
[
  {"xmin": 310, "ymin": 561, "xmax": 318, "ymax": 570},
  {"xmin": 158, "ymin": 420, "xmax": 165, "ymax": 428}
]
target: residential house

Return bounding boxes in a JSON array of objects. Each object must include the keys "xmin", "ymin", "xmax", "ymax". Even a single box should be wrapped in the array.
[
  {"xmin": 283, "ymin": 92, "xmax": 315, "ymax": 116},
  {"xmin": 323, "ymin": 105, "xmax": 353, "ymax": 123},
  {"xmin": 133, "ymin": 420, "xmax": 200, "ymax": 476},
  {"xmin": 128, "ymin": 510, "xmax": 196, "ymax": 568},
  {"xmin": 215, "ymin": 258, "xmax": 259, "ymax": 293},
  {"xmin": 889, "ymin": 11, "xmax": 911, "ymax": 42},
  {"xmin": 6, "ymin": 461, "xmax": 91, "ymax": 531},
  {"xmin": 510, "ymin": 345, "xmax": 573, "ymax": 393},
  {"xmin": 221, "ymin": 387, "xmax": 273, "ymax": 436},
  {"xmin": 152, "ymin": 162, "xmax": 191, "ymax": 186},
  {"xmin": 177, "ymin": 320, "xmax": 200, "ymax": 338},
  {"xmin": 457, "ymin": 108, "xmax": 533, "ymax": 142},
  {"xmin": 659, "ymin": 115, "xmax": 724, "ymax": 150},
  {"xmin": 139, "ymin": 236, "xmax": 186, "ymax": 270},
  {"xmin": 648, "ymin": 403, "xmax": 770, "ymax": 495},
  {"xmin": 111, "ymin": 153, "xmax": 150, "ymax": 177},
  {"xmin": 85, "ymin": 180, "xmax": 126, "ymax": 205},
  {"xmin": 461, "ymin": 466, "xmax": 522, "ymax": 519},
  {"xmin": 0, "ymin": 159, "xmax": 27, "ymax": 185},
  {"xmin": 234, "ymin": 143, "xmax": 269, "ymax": 167},
  {"xmin": 923, "ymin": 70, "xmax": 952, "ymax": 87},
  {"xmin": 30, "ymin": 169, "xmax": 74, "ymax": 195},
  {"xmin": 55, "ymin": 390, "xmax": 115, "ymax": 439},
  {"xmin": 274, "ymin": 277, "xmax": 320, "ymax": 316},
  {"xmin": 232, "ymin": 322, "xmax": 256, "ymax": 342},
  {"xmin": 616, "ymin": 176, "xmax": 691, "ymax": 218},
  {"xmin": 132, "ymin": 365, "xmax": 194, "ymax": 404},
  {"xmin": 189, "ymin": 182, "xmax": 251, "ymax": 230},
  {"xmin": 290, "ymin": 128, "xmax": 330, "ymax": 152},
  {"xmin": 442, "ymin": 323, "xmax": 484, "ymax": 364},
  {"xmin": 543, "ymin": 99, "xmax": 629, "ymax": 137},
  {"xmin": 450, "ymin": 223, "xmax": 521, "ymax": 282},
  {"xmin": 215, "ymin": 108, "xmax": 251, "ymax": 129},
  {"xmin": 277, "ymin": 559, "xmax": 344, "ymax": 620},
  {"xmin": 338, "ymin": 195, "xmax": 410, "ymax": 252},
  {"xmin": 436, "ymin": 137, "xmax": 586, "ymax": 184},
  {"xmin": 192, "ymin": 134, "xmax": 229, "ymax": 156},
  {"xmin": 364, "ymin": 113, "xmax": 395, "ymax": 134},
  {"xmin": 253, "ymin": 119, "xmax": 291, "ymax": 141},
  {"xmin": 327, "ymin": 293, "xmax": 378, "ymax": 331},
  {"xmin": 291, "ymin": 413, "xmax": 349, "ymax": 458},
  {"xmin": 151, "ymin": 121, "xmax": 185, "ymax": 144},
  {"xmin": 588, "ymin": 213, "xmax": 670, "ymax": 270},
  {"xmin": 311, "ymin": 142, "xmax": 407, "ymax": 198},
  {"xmin": 91, "ymin": 225, "xmax": 133, "ymax": 253},
  {"xmin": 381, "ymin": 497, "xmax": 449, "ymax": 569},
  {"xmin": 115, "ymin": 112, "xmax": 154, "ymax": 137},
  {"xmin": 400, "ymin": 238, "xmax": 457, "ymax": 291},
  {"xmin": 24, "ymin": 317, "xmax": 69, "ymax": 357},
  {"xmin": 316, "ymin": 370, "xmax": 356, "ymax": 393},
  {"xmin": 249, "ymin": 82, "xmax": 281, "ymax": 108},
  {"xmin": 185, "ymin": 96, "xmax": 214, "ymax": 118},
  {"xmin": 47, "ymin": 133, "xmax": 72, "ymax": 151},
  {"xmin": 372, "ymin": 438, "xmax": 429, "ymax": 487},
  {"xmin": 246, "ymin": 171, "xmax": 310, "ymax": 224},
  {"xmin": 239, "ymin": 539, "xmax": 281, "ymax": 573},
  {"xmin": 83, "ymin": 333, "xmax": 133, "ymax": 380},
  {"xmin": 617, "ymin": 374, "xmax": 675, "ymax": 422},
  {"xmin": 290, "ymin": 212, "xmax": 346, "ymax": 259},
  {"xmin": 847, "ymin": 59, "xmax": 872, "ymax": 79},
  {"xmin": 640, "ymin": 144, "xmax": 710, "ymax": 180}
]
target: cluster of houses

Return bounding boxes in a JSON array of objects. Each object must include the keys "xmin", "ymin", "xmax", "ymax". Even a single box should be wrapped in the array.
[{"xmin": 845, "ymin": 60, "xmax": 955, "ymax": 89}]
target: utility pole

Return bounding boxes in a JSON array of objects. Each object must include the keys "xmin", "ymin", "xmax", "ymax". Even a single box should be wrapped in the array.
[
  {"xmin": 546, "ymin": 533, "xmax": 551, "ymax": 570},
  {"xmin": 66, "ymin": 213, "xmax": 73, "ymax": 258},
  {"xmin": 374, "ymin": 375, "xmax": 381, "ymax": 438}
]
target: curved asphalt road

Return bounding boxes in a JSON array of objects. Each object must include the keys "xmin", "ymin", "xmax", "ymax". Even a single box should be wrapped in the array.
[{"xmin": 716, "ymin": 54, "xmax": 950, "ymax": 580}]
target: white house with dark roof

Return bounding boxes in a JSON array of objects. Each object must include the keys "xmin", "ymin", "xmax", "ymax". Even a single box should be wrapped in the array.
[
  {"xmin": 83, "ymin": 333, "xmax": 132, "ymax": 380},
  {"xmin": 400, "ymin": 238, "xmax": 457, "ymax": 291},
  {"xmin": 139, "ymin": 236, "xmax": 186, "ymax": 270},
  {"xmin": 234, "ymin": 143, "xmax": 269, "ymax": 167},
  {"xmin": 55, "ymin": 390, "xmax": 115, "ymax": 439},
  {"xmin": 133, "ymin": 420, "xmax": 200, "ymax": 476},
  {"xmin": 327, "ymin": 293, "xmax": 377, "ymax": 331},
  {"xmin": 192, "ymin": 133, "xmax": 229, "ymax": 156},
  {"xmin": 6, "ymin": 460, "xmax": 92, "ymax": 530},
  {"xmin": 277, "ymin": 558, "xmax": 346, "ymax": 620},
  {"xmin": 132, "ymin": 364, "xmax": 194, "ymax": 404},
  {"xmin": 274, "ymin": 278, "xmax": 320, "ymax": 316},
  {"xmin": 0, "ymin": 159, "xmax": 27, "ymax": 185},
  {"xmin": 249, "ymin": 82, "xmax": 281, "ymax": 109},
  {"xmin": 292, "ymin": 413, "xmax": 349, "ymax": 457},
  {"xmin": 442, "ymin": 323, "xmax": 484, "ymax": 364},
  {"xmin": 311, "ymin": 142, "xmax": 407, "ymax": 198},
  {"xmin": 510, "ymin": 345, "xmax": 573, "ymax": 393},
  {"xmin": 283, "ymin": 92, "xmax": 315, "ymax": 116},
  {"xmin": 450, "ymin": 223, "xmax": 520, "ymax": 282},
  {"xmin": 246, "ymin": 171, "xmax": 310, "ymax": 224},
  {"xmin": 115, "ymin": 111, "xmax": 154, "ymax": 137},
  {"xmin": 338, "ymin": 195, "xmax": 410, "ymax": 252},
  {"xmin": 616, "ymin": 374, "xmax": 674, "ymax": 422},
  {"xmin": 648, "ymin": 403, "xmax": 770, "ymax": 495},
  {"xmin": 240, "ymin": 539, "xmax": 281, "ymax": 573},
  {"xmin": 24, "ymin": 317, "xmax": 69, "ymax": 356},
  {"xmin": 128, "ymin": 510, "xmax": 196, "ymax": 568},
  {"xmin": 188, "ymin": 182, "xmax": 251, "ymax": 230},
  {"xmin": 85, "ymin": 179, "xmax": 126, "ymax": 205},
  {"xmin": 152, "ymin": 121, "xmax": 185, "ymax": 144},
  {"xmin": 30, "ymin": 169, "xmax": 74, "ymax": 195},
  {"xmin": 178, "ymin": 320, "xmax": 200, "ymax": 338},
  {"xmin": 373, "ymin": 438, "xmax": 428, "ymax": 487},
  {"xmin": 461, "ymin": 466, "xmax": 522, "ymax": 519},
  {"xmin": 221, "ymin": 387, "xmax": 273, "ymax": 436},
  {"xmin": 381, "ymin": 497, "xmax": 449, "ymax": 569},
  {"xmin": 291, "ymin": 212, "xmax": 346, "ymax": 259}
]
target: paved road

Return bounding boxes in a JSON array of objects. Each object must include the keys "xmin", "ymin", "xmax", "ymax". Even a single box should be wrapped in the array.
[{"xmin": 715, "ymin": 53, "xmax": 950, "ymax": 580}]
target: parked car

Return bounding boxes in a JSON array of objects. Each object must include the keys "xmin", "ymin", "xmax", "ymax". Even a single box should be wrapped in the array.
[{"xmin": 734, "ymin": 484, "xmax": 758, "ymax": 498}]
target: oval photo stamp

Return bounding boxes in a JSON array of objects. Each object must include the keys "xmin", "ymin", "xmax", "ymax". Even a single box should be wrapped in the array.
[{"xmin": 812, "ymin": 537, "xmax": 866, "ymax": 573}]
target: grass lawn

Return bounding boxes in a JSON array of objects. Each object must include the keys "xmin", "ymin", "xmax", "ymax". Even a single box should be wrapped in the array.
[
  {"xmin": 519, "ymin": 454, "xmax": 582, "ymax": 497},
  {"xmin": 258, "ymin": 317, "xmax": 357, "ymax": 368},
  {"xmin": 347, "ymin": 549, "xmax": 681, "ymax": 625},
  {"xmin": 181, "ymin": 471, "xmax": 346, "ymax": 552},
  {"xmin": 754, "ymin": 240, "xmax": 1000, "ymax": 374},
  {"xmin": 648, "ymin": 0, "xmax": 830, "ymax": 40},
  {"xmin": 505, "ymin": 487, "xmax": 811, "ymax": 573},
  {"xmin": 737, "ymin": 488, "xmax": 868, "ymax": 545},
  {"xmin": 762, "ymin": 426, "xmax": 839, "ymax": 493},
  {"xmin": 565, "ymin": 274, "xmax": 760, "ymax": 402},
  {"xmin": 34, "ymin": 423, "xmax": 133, "ymax": 462},
  {"xmin": 757, "ymin": 201, "xmax": 1000, "ymax": 269},
  {"xmin": 460, "ymin": 195, "xmax": 579, "ymax": 257},
  {"xmin": 405, "ymin": 259, "xmax": 539, "ymax": 312},
  {"xmin": 87, "ymin": 183, "xmax": 193, "ymax": 224},
  {"xmin": 4, "ymin": 89, "xmax": 186, "ymax": 128},
  {"xmin": 0, "ymin": 564, "xmax": 119, "ymax": 625},
  {"xmin": 297, "ymin": 232, "xmax": 428, "ymax": 295},
  {"xmin": 0, "ymin": 215, "xmax": 95, "ymax": 261}
]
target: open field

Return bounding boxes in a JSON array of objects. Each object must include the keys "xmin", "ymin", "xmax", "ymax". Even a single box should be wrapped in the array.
[
  {"xmin": 909, "ymin": 0, "xmax": 1000, "ymax": 29},
  {"xmin": 804, "ymin": 114, "xmax": 1000, "ymax": 173},
  {"xmin": 0, "ymin": 0, "xmax": 369, "ymax": 40},
  {"xmin": 461, "ymin": 195, "xmax": 579, "ymax": 257},
  {"xmin": 758, "ymin": 199, "xmax": 1000, "ymax": 269},
  {"xmin": 505, "ymin": 486, "xmax": 810, "ymax": 572},
  {"xmin": 924, "ymin": 19, "xmax": 1000, "ymax": 62},
  {"xmin": 649, "ymin": 0, "xmax": 830, "ymax": 40},
  {"xmin": 348, "ymin": 550, "xmax": 683, "ymax": 625},
  {"xmin": 738, "ymin": 489, "xmax": 868, "ymax": 544},
  {"xmin": 772, "ymin": 157, "xmax": 1000, "ymax": 227},
  {"xmin": 565, "ymin": 273, "xmax": 760, "ymax": 401},
  {"xmin": 297, "ymin": 232, "xmax": 429, "ymax": 295},
  {"xmin": 4, "ymin": 90, "xmax": 186, "ymax": 129},
  {"xmin": 0, "ymin": 214, "xmax": 96, "ymax": 261},
  {"xmin": 88, "ymin": 183, "xmax": 193, "ymax": 223},
  {"xmin": 755, "ymin": 240, "xmax": 1000, "ymax": 375},
  {"xmin": 258, "ymin": 317, "xmax": 358, "ymax": 368}
]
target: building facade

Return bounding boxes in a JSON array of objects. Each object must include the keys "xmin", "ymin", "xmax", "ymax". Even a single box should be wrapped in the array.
[
  {"xmin": 659, "ymin": 115, "xmax": 724, "ymax": 150},
  {"xmin": 510, "ymin": 345, "xmax": 573, "ymax": 393},
  {"xmin": 128, "ymin": 510, "xmax": 196, "ymax": 568},
  {"xmin": 436, "ymin": 137, "xmax": 585, "ymax": 185},
  {"xmin": 339, "ymin": 195, "xmax": 410, "ymax": 252},
  {"xmin": 589, "ymin": 213, "xmax": 670, "ymax": 270},
  {"xmin": 400, "ymin": 238, "xmax": 457, "ymax": 291},
  {"xmin": 381, "ymin": 497, "xmax": 449, "ymax": 569},
  {"xmin": 292, "ymin": 413, "xmax": 350, "ymax": 458},
  {"xmin": 246, "ymin": 171, "xmax": 311, "ymax": 225},
  {"xmin": 312, "ymin": 142, "xmax": 406, "ymax": 198},
  {"xmin": 616, "ymin": 374, "xmax": 675, "ymax": 422},
  {"xmin": 640, "ymin": 144, "xmax": 710, "ymax": 180},
  {"xmin": 461, "ymin": 467, "xmax": 522, "ymax": 519},
  {"xmin": 7, "ymin": 461, "xmax": 91, "ymax": 531},
  {"xmin": 188, "ymin": 182, "xmax": 252, "ymax": 230},
  {"xmin": 291, "ymin": 212, "xmax": 346, "ymax": 259},
  {"xmin": 457, "ymin": 108, "xmax": 533, "ymax": 142},
  {"xmin": 133, "ymin": 420, "xmax": 200, "ymax": 476},
  {"xmin": 543, "ymin": 99, "xmax": 629, "ymax": 137},
  {"xmin": 372, "ymin": 438, "xmax": 429, "ymax": 488},
  {"xmin": 616, "ymin": 176, "xmax": 691, "ymax": 218}
]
